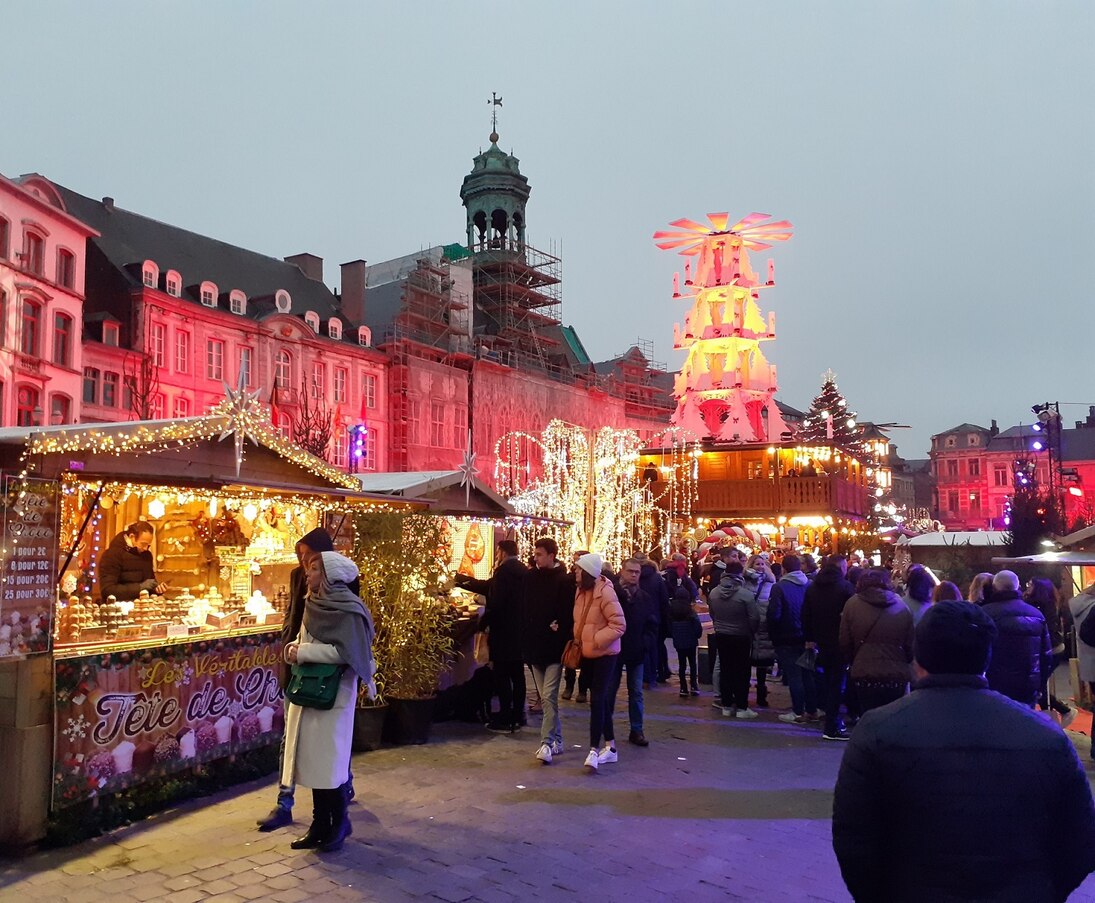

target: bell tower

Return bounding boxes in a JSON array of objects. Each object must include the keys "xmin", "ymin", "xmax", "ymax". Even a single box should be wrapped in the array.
[{"xmin": 459, "ymin": 98, "xmax": 530, "ymax": 253}]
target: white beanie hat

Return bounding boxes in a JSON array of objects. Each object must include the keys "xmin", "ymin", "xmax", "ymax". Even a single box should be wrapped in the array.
[
  {"xmin": 320, "ymin": 551, "xmax": 359, "ymax": 586},
  {"xmin": 577, "ymin": 553, "xmax": 603, "ymax": 578}
]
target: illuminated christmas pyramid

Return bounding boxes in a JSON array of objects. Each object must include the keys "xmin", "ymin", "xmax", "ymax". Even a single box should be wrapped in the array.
[{"xmin": 654, "ymin": 212, "xmax": 793, "ymax": 442}]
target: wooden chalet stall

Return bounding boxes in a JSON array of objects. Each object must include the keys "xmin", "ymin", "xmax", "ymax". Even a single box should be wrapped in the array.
[
  {"xmin": 0, "ymin": 407, "xmax": 422, "ymax": 849},
  {"xmin": 643, "ymin": 440, "xmax": 874, "ymax": 553}
]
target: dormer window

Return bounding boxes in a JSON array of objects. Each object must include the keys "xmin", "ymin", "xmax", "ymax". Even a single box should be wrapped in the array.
[
  {"xmin": 304, "ymin": 311, "xmax": 320, "ymax": 333},
  {"xmin": 200, "ymin": 280, "xmax": 218, "ymax": 308},
  {"xmin": 328, "ymin": 318, "xmax": 342, "ymax": 340},
  {"xmin": 967, "ymin": 434, "xmax": 980, "ymax": 447},
  {"xmin": 142, "ymin": 260, "xmax": 159, "ymax": 289},
  {"xmin": 229, "ymin": 290, "xmax": 247, "ymax": 316},
  {"xmin": 165, "ymin": 270, "xmax": 181, "ymax": 297},
  {"xmin": 357, "ymin": 326, "xmax": 371, "ymax": 347},
  {"xmin": 275, "ymin": 290, "xmax": 292, "ymax": 313},
  {"xmin": 944, "ymin": 436, "xmax": 956, "ymax": 448},
  {"xmin": 103, "ymin": 322, "xmax": 119, "ymax": 347}
]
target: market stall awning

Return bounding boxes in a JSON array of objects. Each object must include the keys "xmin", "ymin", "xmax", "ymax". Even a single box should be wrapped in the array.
[
  {"xmin": 991, "ymin": 551, "xmax": 1095, "ymax": 567},
  {"xmin": 354, "ymin": 471, "xmax": 513, "ymax": 518},
  {"xmin": 895, "ymin": 531, "xmax": 1008, "ymax": 547}
]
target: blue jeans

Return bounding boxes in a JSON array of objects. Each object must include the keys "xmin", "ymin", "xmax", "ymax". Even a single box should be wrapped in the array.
[
  {"xmin": 610, "ymin": 660, "xmax": 645, "ymax": 732},
  {"xmin": 775, "ymin": 644, "xmax": 817, "ymax": 716},
  {"xmin": 529, "ymin": 663, "xmax": 563, "ymax": 747}
]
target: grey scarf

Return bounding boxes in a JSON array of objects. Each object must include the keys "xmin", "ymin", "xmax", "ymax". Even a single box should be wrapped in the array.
[{"xmin": 303, "ymin": 579, "xmax": 376, "ymax": 685}]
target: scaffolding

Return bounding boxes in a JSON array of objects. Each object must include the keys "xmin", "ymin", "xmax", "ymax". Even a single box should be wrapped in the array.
[{"xmin": 472, "ymin": 243, "xmax": 564, "ymax": 376}]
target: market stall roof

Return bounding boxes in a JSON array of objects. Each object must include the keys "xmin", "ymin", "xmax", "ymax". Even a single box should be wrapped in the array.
[
  {"xmin": 992, "ymin": 551, "xmax": 1095, "ymax": 567},
  {"xmin": 0, "ymin": 414, "xmax": 425, "ymax": 510},
  {"xmin": 895, "ymin": 531, "xmax": 1009, "ymax": 547},
  {"xmin": 1056, "ymin": 524, "xmax": 1095, "ymax": 550},
  {"xmin": 353, "ymin": 471, "xmax": 513, "ymax": 518}
]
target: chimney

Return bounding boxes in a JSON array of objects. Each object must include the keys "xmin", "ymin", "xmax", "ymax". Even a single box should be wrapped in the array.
[
  {"xmin": 284, "ymin": 253, "xmax": 323, "ymax": 282},
  {"xmin": 340, "ymin": 260, "xmax": 367, "ymax": 325},
  {"xmin": 102, "ymin": 196, "xmax": 114, "ymax": 212},
  {"xmin": 990, "ymin": 419, "xmax": 999, "ymax": 436}
]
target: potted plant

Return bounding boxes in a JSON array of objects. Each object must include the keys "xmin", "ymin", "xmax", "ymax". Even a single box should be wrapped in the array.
[
  {"xmin": 352, "ymin": 663, "xmax": 388, "ymax": 753},
  {"xmin": 353, "ymin": 512, "xmax": 454, "ymax": 745}
]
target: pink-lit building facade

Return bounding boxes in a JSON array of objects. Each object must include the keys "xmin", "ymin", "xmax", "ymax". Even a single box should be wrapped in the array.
[{"xmin": 0, "ymin": 131, "xmax": 673, "ymax": 474}]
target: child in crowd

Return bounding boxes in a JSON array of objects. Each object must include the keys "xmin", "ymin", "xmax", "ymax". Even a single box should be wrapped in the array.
[{"xmin": 670, "ymin": 588, "xmax": 703, "ymax": 697}]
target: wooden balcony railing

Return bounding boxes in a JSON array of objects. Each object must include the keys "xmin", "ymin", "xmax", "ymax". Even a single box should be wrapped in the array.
[{"xmin": 679, "ymin": 476, "xmax": 867, "ymax": 518}]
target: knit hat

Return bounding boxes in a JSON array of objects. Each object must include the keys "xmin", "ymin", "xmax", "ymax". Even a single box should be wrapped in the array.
[
  {"xmin": 915, "ymin": 600, "xmax": 997, "ymax": 676},
  {"xmin": 319, "ymin": 551, "xmax": 359, "ymax": 586},
  {"xmin": 576, "ymin": 553, "xmax": 603, "ymax": 578},
  {"xmin": 298, "ymin": 527, "xmax": 334, "ymax": 554}
]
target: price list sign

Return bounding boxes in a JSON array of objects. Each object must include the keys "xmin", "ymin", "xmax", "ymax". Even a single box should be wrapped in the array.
[{"xmin": 0, "ymin": 475, "xmax": 61, "ymax": 659}]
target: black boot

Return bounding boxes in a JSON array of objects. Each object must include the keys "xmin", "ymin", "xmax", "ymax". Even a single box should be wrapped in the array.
[
  {"xmin": 290, "ymin": 791, "xmax": 330, "ymax": 849},
  {"xmin": 319, "ymin": 788, "xmax": 352, "ymax": 852}
]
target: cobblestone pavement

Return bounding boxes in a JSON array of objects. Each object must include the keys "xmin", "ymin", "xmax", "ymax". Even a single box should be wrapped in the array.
[{"xmin": 5, "ymin": 674, "xmax": 1095, "ymax": 902}]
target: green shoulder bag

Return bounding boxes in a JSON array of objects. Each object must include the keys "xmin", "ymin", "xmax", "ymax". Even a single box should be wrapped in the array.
[{"xmin": 286, "ymin": 662, "xmax": 346, "ymax": 710}]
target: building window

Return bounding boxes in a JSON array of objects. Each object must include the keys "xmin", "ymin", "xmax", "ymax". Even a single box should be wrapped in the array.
[
  {"xmin": 122, "ymin": 376, "xmax": 135, "ymax": 412},
  {"xmin": 103, "ymin": 322, "xmax": 119, "ymax": 346},
  {"xmin": 150, "ymin": 393, "xmax": 165, "ymax": 420},
  {"xmin": 304, "ymin": 311, "xmax": 320, "ymax": 333},
  {"xmin": 148, "ymin": 322, "xmax": 166, "ymax": 367},
  {"xmin": 453, "ymin": 406, "xmax": 467, "ymax": 448},
  {"xmin": 363, "ymin": 430, "xmax": 377, "ymax": 471},
  {"xmin": 430, "ymin": 402, "xmax": 445, "ymax": 447},
  {"xmin": 20, "ymin": 300, "xmax": 41, "ymax": 356},
  {"xmin": 16, "ymin": 386, "xmax": 40, "ymax": 426},
  {"xmin": 409, "ymin": 399, "xmax": 423, "ymax": 445},
  {"xmin": 172, "ymin": 396, "xmax": 190, "ymax": 419},
  {"xmin": 142, "ymin": 262, "xmax": 158, "ymax": 288},
  {"xmin": 24, "ymin": 232, "xmax": 45, "ymax": 276},
  {"xmin": 83, "ymin": 368, "xmax": 100, "ymax": 404},
  {"xmin": 207, "ymin": 339, "xmax": 224, "ymax": 380},
  {"xmin": 276, "ymin": 410, "xmax": 291, "ymax": 436},
  {"xmin": 56, "ymin": 249, "xmax": 76, "ymax": 289},
  {"xmin": 275, "ymin": 290, "xmax": 292, "ymax": 313},
  {"xmin": 333, "ymin": 368, "xmax": 347, "ymax": 403},
  {"xmin": 0, "ymin": 288, "xmax": 6, "ymax": 348},
  {"xmin": 50, "ymin": 394, "xmax": 71, "ymax": 425},
  {"xmin": 165, "ymin": 270, "xmax": 181, "ymax": 297},
  {"xmin": 969, "ymin": 490, "xmax": 981, "ymax": 510},
  {"xmin": 968, "ymin": 434, "xmax": 980, "ymax": 446},
  {"xmin": 993, "ymin": 464, "xmax": 1008, "ymax": 487},
  {"xmin": 239, "ymin": 347, "xmax": 252, "ymax": 387},
  {"xmin": 102, "ymin": 372, "xmax": 118, "ymax": 407},
  {"xmin": 363, "ymin": 373, "xmax": 376, "ymax": 409},
  {"xmin": 174, "ymin": 330, "xmax": 190, "ymax": 374},
  {"xmin": 947, "ymin": 490, "xmax": 960, "ymax": 512},
  {"xmin": 944, "ymin": 436, "xmax": 956, "ymax": 448},
  {"xmin": 946, "ymin": 459, "xmax": 959, "ymax": 478},
  {"xmin": 53, "ymin": 313, "xmax": 73, "ymax": 366},
  {"xmin": 967, "ymin": 458, "xmax": 980, "ymax": 477},
  {"xmin": 311, "ymin": 362, "xmax": 325, "ymax": 399},
  {"xmin": 357, "ymin": 326, "xmax": 371, "ymax": 347},
  {"xmin": 274, "ymin": 350, "xmax": 291, "ymax": 390},
  {"xmin": 328, "ymin": 318, "xmax": 342, "ymax": 340},
  {"xmin": 332, "ymin": 433, "xmax": 347, "ymax": 469},
  {"xmin": 229, "ymin": 290, "xmax": 246, "ymax": 316},
  {"xmin": 0, "ymin": 217, "xmax": 9, "ymax": 258},
  {"xmin": 200, "ymin": 281, "xmax": 218, "ymax": 308}
]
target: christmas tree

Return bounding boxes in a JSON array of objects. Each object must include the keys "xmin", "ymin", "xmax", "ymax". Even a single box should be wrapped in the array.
[
  {"xmin": 654, "ymin": 212, "xmax": 793, "ymax": 442},
  {"xmin": 799, "ymin": 371, "xmax": 864, "ymax": 459}
]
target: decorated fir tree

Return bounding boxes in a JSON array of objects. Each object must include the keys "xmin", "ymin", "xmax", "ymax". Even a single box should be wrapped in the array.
[{"xmin": 799, "ymin": 370, "xmax": 864, "ymax": 459}]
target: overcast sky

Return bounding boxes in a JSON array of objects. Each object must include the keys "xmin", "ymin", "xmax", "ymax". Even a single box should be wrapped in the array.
[{"xmin": 5, "ymin": 2, "xmax": 1091, "ymax": 458}]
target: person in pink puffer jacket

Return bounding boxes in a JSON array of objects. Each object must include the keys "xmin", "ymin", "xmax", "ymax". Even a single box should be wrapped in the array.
[{"xmin": 573, "ymin": 553, "xmax": 625, "ymax": 772}]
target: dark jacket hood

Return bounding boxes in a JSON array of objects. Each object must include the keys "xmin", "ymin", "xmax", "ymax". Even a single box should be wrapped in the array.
[
  {"xmin": 814, "ymin": 566, "xmax": 846, "ymax": 586},
  {"xmin": 860, "ymin": 587, "xmax": 901, "ymax": 608}
]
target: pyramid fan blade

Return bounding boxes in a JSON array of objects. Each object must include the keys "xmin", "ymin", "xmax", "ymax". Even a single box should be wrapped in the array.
[
  {"xmin": 729, "ymin": 212, "xmax": 772, "ymax": 232},
  {"xmin": 670, "ymin": 218, "xmax": 713, "ymax": 233},
  {"xmin": 743, "ymin": 220, "xmax": 793, "ymax": 233},
  {"xmin": 707, "ymin": 213, "xmax": 729, "ymax": 231},
  {"xmin": 655, "ymin": 237, "xmax": 703, "ymax": 251},
  {"xmin": 741, "ymin": 240, "xmax": 773, "ymax": 251},
  {"xmin": 653, "ymin": 230, "xmax": 691, "ymax": 240}
]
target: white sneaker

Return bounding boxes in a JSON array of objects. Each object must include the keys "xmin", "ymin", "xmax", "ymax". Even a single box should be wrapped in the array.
[
  {"xmin": 597, "ymin": 745, "xmax": 618, "ymax": 764},
  {"xmin": 583, "ymin": 748, "xmax": 600, "ymax": 771},
  {"xmin": 550, "ymin": 741, "xmax": 564, "ymax": 756},
  {"xmin": 535, "ymin": 743, "xmax": 552, "ymax": 764},
  {"xmin": 735, "ymin": 708, "xmax": 759, "ymax": 720},
  {"xmin": 1062, "ymin": 708, "xmax": 1078, "ymax": 730},
  {"xmin": 721, "ymin": 707, "xmax": 735, "ymax": 717}
]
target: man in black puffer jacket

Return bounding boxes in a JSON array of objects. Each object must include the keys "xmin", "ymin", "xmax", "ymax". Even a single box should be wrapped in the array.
[
  {"xmin": 834, "ymin": 601, "xmax": 1095, "ymax": 902},
  {"xmin": 980, "ymin": 570, "xmax": 1052, "ymax": 707},
  {"xmin": 803, "ymin": 554, "xmax": 855, "ymax": 740},
  {"xmin": 457, "ymin": 540, "xmax": 528, "ymax": 731}
]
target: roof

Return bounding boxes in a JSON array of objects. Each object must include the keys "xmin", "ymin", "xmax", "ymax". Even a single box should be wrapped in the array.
[
  {"xmin": 353, "ymin": 470, "xmax": 514, "ymax": 516},
  {"xmin": 992, "ymin": 551, "xmax": 1095, "ymax": 567},
  {"xmin": 931, "ymin": 422, "xmax": 990, "ymax": 439},
  {"xmin": 50, "ymin": 182, "xmax": 354, "ymax": 330},
  {"xmin": 895, "ymin": 531, "xmax": 1008, "ymax": 547}
]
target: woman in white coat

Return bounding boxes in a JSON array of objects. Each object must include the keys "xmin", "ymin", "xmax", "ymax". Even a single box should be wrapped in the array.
[{"xmin": 283, "ymin": 551, "xmax": 375, "ymax": 852}]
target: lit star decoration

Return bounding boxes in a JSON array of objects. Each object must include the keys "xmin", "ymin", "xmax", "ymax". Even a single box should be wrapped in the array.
[
  {"xmin": 218, "ymin": 374, "xmax": 266, "ymax": 478},
  {"xmin": 457, "ymin": 430, "xmax": 478, "ymax": 507}
]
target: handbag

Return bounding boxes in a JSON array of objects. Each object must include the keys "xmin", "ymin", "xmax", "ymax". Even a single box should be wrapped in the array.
[
  {"xmin": 563, "ymin": 591, "xmax": 596, "ymax": 669},
  {"xmin": 286, "ymin": 662, "xmax": 346, "ymax": 710},
  {"xmin": 795, "ymin": 647, "xmax": 818, "ymax": 671}
]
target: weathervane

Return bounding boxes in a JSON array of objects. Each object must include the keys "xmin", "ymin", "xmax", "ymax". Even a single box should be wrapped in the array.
[{"xmin": 488, "ymin": 92, "xmax": 502, "ymax": 138}]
